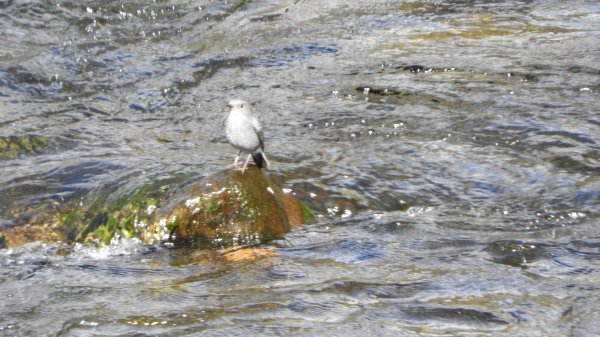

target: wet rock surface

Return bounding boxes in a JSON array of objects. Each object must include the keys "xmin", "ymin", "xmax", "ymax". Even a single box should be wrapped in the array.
[{"xmin": 145, "ymin": 167, "xmax": 308, "ymax": 248}]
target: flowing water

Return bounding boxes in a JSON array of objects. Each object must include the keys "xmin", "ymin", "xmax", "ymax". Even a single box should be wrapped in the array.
[{"xmin": 1, "ymin": 0, "xmax": 600, "ymax": 336}]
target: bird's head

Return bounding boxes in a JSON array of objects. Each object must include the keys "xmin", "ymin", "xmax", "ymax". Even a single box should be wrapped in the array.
[{"xmin": 227, "ymin": 99, "xmax": 249, "ymax": 113}]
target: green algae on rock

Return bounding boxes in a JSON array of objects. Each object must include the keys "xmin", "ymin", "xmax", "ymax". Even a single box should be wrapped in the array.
[
  {"xmin": 0, "ymin": 177, "xmax": 180, "ymax": 248},
  {"xmin": 71, "ymin": 181, "xmax": 172, "ymax": 245}
]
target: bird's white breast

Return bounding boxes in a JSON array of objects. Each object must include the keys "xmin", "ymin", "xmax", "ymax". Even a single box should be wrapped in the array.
[{"xmin": 225, "ymin": 111, "xmax": 260, "ymax": 152}]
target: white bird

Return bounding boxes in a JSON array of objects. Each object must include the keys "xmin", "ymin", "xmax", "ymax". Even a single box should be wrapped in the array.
[{"xmin": 224, "ymin": 99, "xmax": 269, "ymax": 173}]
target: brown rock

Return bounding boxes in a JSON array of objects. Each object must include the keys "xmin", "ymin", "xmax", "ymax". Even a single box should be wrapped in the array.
[{"xmin": 144, "ymin": 166, "xmax": 307, "ymax": 248}]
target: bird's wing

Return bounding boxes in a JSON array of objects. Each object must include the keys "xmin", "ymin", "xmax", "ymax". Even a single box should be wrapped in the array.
[
  {"xmin": 256, "ymin": 129, "xmax": 265, "ymax": 151},
  {"xmin": 252, "ymin": 118, "xmax": 265, "ymax": 150}
]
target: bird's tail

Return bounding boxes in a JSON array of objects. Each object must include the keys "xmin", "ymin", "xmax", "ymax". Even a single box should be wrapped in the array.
[{"xmin": 252, "ymin": 152, "xmax": 267, "ymax": 169}]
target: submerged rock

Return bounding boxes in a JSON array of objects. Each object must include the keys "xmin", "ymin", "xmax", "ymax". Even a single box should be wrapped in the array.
[
  {"xmin": 0, "ymin": 167, "xmax": 312, "ymax": 249},
  {"xmin": 0, "ymin": 135, "xmax": 50, "ymax": 159}
]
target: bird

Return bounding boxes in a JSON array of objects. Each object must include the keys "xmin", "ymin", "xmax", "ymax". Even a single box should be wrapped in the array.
[{"xmin": 224, "ymin": 99, "xmax": 269, "ymax": 173}]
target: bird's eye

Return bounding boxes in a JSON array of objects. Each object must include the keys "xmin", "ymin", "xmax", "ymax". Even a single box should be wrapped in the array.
[{"xmin": 240, "ymin": 104, "xmax": 244, "ymax": 108}]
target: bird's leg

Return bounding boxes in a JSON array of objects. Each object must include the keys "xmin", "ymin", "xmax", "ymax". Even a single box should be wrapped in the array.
[
  {"xmin": 241, "ymin": 153, "xmax": 252, "ymax": 173},
  {"xmin": 228, "ymin": 152, "xmax": 244, "ymax": 171},
  {"xmin": 260, "ymin": 151, "xmax": 270, "ymax": 168},
  {"xmin": 231, "ymin": 151, "xmax": 241, "ymax": 169}
]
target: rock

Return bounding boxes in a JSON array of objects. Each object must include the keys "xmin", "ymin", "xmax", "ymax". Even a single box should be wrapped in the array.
[
  {"xmin": 166, "ymin": 245, "xmax": 278, "ymax": 264},
  {"xmin": 0, "ymin": 135, "xmax": 50, "ymax": 159},
  {"xmin": 0, "ymin": 167, "xmax": 313, "ymax": 249},
  {"xmin": 0, "ymin": 224, "xmax": 64, "ymax": 248},
  {"xmin": 221, "ymin": 246, "xmax": 278, "ymax": 262},
  {"xmin": 143, "ymin": 166, "xmax": 309, "ymax": 248}
]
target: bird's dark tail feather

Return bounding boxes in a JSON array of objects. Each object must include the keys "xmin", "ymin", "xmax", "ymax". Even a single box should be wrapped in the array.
[{"xmin": 252, "ymin": 152, "xmax": 266, "ymax": 169}]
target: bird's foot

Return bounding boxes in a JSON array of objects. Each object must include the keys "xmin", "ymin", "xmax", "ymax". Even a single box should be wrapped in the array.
[{"xmin": 226, "ymin": 163, "xmax": 245, "ymax": 172}]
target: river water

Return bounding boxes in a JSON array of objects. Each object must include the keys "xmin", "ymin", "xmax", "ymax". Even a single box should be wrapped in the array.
[{"xmin": 1, "ymin": 0, "xmax": 599, "ymax": 336}]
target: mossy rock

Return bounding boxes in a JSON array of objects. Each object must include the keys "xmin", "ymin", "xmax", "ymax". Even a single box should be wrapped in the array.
[
  {"xmin": 0, "ymin": 176, "xmax": 178, "ymax": 247},
  {"xmin": 0, "ymin": 167, "xmax": 312, "ymax": 249}
]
